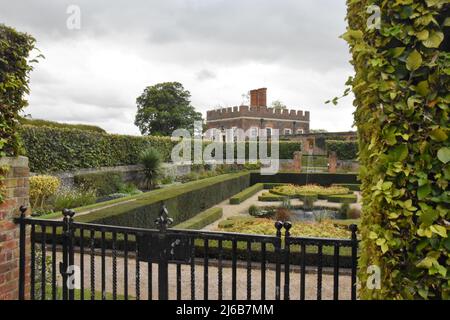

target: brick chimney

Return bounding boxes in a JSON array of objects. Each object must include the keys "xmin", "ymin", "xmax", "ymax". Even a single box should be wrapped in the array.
[{"xmin": 250, "ymin": 88, "xmax": 267, "ymax": 107}]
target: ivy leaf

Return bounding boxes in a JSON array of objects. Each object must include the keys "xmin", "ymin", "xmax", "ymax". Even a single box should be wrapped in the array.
[
  {"xmin": 388, "ymin": 144, "xmax": 408, "ymax": 162},
  {"xmin": 437, "ymin": 147, "xmax": 450, "ymax": 164},
  {"xmin": 418, "ymin": 184, "xmax": 432, "ymax": 200},
  {"xmin": 430, "ymin": 128, "xmax": 448, "ymax": 141},
  {"xmin": 422, "ymin": 31, "xmax": 444, "ymax": 48},
  {"xmin": 406, "ymin": 50, "xmax": 422, "ymax": 71},
  {"xmin": 416, "ymin": 80, "xmax": 430, "ymax": 96},
  {"xmin": 416, "ymin": 30, "xmax": 429, "ymax": 41},
  {"xmin": 430, "ymin": 225, "xmax": 447, "ymax": 238}
]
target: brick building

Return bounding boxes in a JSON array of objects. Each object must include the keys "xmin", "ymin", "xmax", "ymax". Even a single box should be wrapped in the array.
[{"xmin": 206, "ymin": 88, "xmax": 310, "ymax": 140}]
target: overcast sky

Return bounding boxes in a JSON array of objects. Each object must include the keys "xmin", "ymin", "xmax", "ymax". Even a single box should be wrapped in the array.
[{"xmin": 0, "ymin": 0, "xmax": 356, "ymax": 135}]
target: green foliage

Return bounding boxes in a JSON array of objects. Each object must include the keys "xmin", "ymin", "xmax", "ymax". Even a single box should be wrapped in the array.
[
  {"xmin": 139, "ymin": 147, "xmax": 162, "ymax": 189},
  {"xmin": 135, "ymin": 82, "xmax": 203, "ymax": 136},
  {"xmin": 250, "ymin": 172, "xmax": 359, "ymax": 186},
  {"xmin": 175, "ymin": 207, "xmax": 223, "ymax": 230},
  {"xmin": 326, "ymin": 194, "xmax": 357, "ymax": 204},
  {"xmin": 332, "ymin": 183, "xmax": 361, "ymax": 191},
  {"xmin": 326, "ymin": 140, "xmax": 359, "ymax": 160},
  {"xmin": 258, "ymin": 192, "xmax": 287, "ymax": 202},
  {"xmin": 29, "ymin": 175, "xmax": 60, "ymax": 209},
  {"xmin": 20, "ymin": 125, "xmax": 177, "ymax": 172},
  {"xmin": 229, "ymin": 183, "xmax": 263, "ymax": 204},
  {"xmin": 52, "ymin": 187, "xmax": 97, "ymax": 211},
  {"xmin": 74, "ymin": 172, "xmax": 251, "ymax": 229},
  {"xmin": 0, "ymin": 24, "xmax": 37, "ymax": 157},
  {"xmin": 20, "ymin": 117, "xmax": 106, "ymax": 133},
  {"xmin": 344, "ymin": 0, "xmax": 449, "ymax": 299},
  {"xmin": 338, "ymin": 203, "xmax": 351, "ymax": 219},
  {"xmin": 74, "ymin": 171, "xmax": 124, "ymax": 197}
]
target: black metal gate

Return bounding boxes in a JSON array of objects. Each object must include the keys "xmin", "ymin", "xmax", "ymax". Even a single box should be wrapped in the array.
[{"xmin": 16, "ymin": 205, "xmax": 358, "ymax": 300}]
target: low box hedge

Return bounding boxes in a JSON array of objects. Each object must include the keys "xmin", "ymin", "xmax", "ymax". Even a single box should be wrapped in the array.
[
  {"xmin": 229, "ymin": 183, "xmax": 264, "ymax": 204},
  {"xmin": 262, "ymin": 183, "xmax": 287, "ymax": 189},
  {"xmin": 326, "ymin": 194, "xmax": 358, "ymax": 203},
  {"xmin": 74, "ymin": 172, "xmax": 250, "ymax": 228},
  {"xmin": 258, "ymin": 193, "xmax": 288, "ymax": 202},
  {"xmin": 175, "ymin": 207, "xmax": 223, "ymax": 230},
  {"xmin": 250, "ymin": 172, "xmax": 359, "ymax": 186},
  {"xmin": 332, "ymin": 183, "xmax": 361, "ymax": 191}
]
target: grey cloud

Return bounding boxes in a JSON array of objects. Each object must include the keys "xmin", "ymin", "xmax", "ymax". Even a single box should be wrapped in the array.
[{"xmin": 196, "ymin": 69, "xmax": 216, "ymax": 81}]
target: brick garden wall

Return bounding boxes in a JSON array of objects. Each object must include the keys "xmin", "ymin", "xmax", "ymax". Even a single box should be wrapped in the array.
[{"xmin": 0, "ymin": 156, "xmax": 30, "ymax": 300}]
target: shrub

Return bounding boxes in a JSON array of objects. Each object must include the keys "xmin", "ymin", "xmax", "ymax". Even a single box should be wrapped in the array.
[
  {"xmin": 229, "ymin": 183, "xmax": 263, "ymax": 204},
  {"xmin": 275, "ymin": 208, "xmax": 291, "ymax": 222},
  {"xmin": 139, "ymin": 147, "xmax": 162, "ymax": 189},
  {"xmin": 248, "ymin": 205, "xmax": 259, "ymax": 216},
  {"xmin": 20, "ymin": 125, "xmax": 177, "ymax": 173},
  {"xmin": 326, "ymin": 194, "xmax": 357, "ymax": 204},
  {"xmin": 338, "ymin": 203, "xmax": 351, "ymax": 219},
  {"xmin": 175, "ymin": 207, "xmax": 223, "ymax": 230},
  {"xmin": 74, "ymin": 172, "xmax": 251, "ymax": 229},
  {"xmin": 118, "ymin": 183, "xmax": 142, "ymax": 196},
  {"xmin": 250, "ymin": 172, "xmax": 359, "ymax": 186},
  {"xmin": 29, "ymin": 175, "xmax": 60, "ymax": 209},
  {"xmin": 332, "ymin": 183, "xmax": 360, "ymax": 191},
  {"xmin": 19, "ymin": 117, "xmax": 106, "ymax": 133},
  {"xmin": 258, "ymin": 193, "xmax": 287, "ymax": 202},
  {"xmin": 0, "ymin": 24, "xmax": 37, "ymax": 157},
  {"xmin": 347, "ymin": 207, "xmax": 361, "ymax": 220},
  {"xmin": 300, "ymin": 195, "xmax": 316, "ymax": 210},
  {"xmin": 326, "ymin": 140, "xmax": 358, "ymax": 160},
  {"xmin": 52, "ymin": 187, "xmax": 97, "ymax": 211},
  {"xmin": 74, "ymin": 171, "xmax": 124, "ymax": 197},
  {"xmin": 271, "ymin": 184, "xmax": 349, "ymax": 199},
  {"xmin": 159, "ymin": 175, "xmax": 174, "ymax": 185}
]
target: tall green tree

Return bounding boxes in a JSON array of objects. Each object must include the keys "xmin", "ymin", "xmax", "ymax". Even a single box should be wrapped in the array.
[{"xmin": 134, "ymin": 82, "xmax": 203, "ymax": 136}]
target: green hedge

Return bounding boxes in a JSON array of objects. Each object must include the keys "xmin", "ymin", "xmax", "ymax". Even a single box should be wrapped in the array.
[
  {"xmin": 250, "ymin": 172, "xmax": 359, "ymax": 186},
  {"xmin": 19, "ymin": 118, "xmax": 106, "ymax": 133},
  {"xmin": 20, "ymin": 125, "xmax": 177, "ymax": 172},
  {"xmin": 175, "ymin": 207, "xmax": 223, "ymax": 230},
  {"xmin": 74, "ymin": 171, "xmax": 124, "ymax": 196},
  {"xmin": 326, "ymin": 140, "xmax": 358, "ymax": 160},
  {"xmin": 262, "ymin": 183, "xmax": 287, "ymax": 189},
  {"xmin": 326, "ymin": 194, "xmax": 357, "ymax": 204},
  {"xmin": 258, "ymin": 193, "xmax": 287, "ymax": 202},
  {"xmin": 21, "ymin": 125, "xmax": 302, "ymax": 173},
  {"xmin": 74, "ymin": 172, "xmax": 250, "ymax": 228},
  {"xmin": 332, "ymin": 183, "xmax": 361, "ymax": 191},
  {"xmin": 229, "ymin": 183, "xmax": 264, "ymax": 204}
]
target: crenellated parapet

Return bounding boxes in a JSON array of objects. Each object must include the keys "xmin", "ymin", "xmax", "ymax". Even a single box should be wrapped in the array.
[{"xmin": 206, "ymin": 105, "xmax": 310, "ymax": 122}]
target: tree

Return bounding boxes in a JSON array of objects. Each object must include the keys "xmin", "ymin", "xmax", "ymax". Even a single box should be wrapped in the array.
[
  {"xmin": 134, "ymin": 82, "xmax": 203, "ymax": 136},
  {"xmin": 271, "ymin": 100, "xmax": 286, "ymax": 110}
]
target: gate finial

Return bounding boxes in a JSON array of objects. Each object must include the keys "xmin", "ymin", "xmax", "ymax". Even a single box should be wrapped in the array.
[{"xmin": 155, "ymin": 204, "xmax": 173, "ymax": 231}]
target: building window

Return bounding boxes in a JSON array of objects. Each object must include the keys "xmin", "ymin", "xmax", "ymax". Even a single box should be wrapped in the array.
[
  {"xmin": 296, "ymin": 129, "xmax": 304, "ymax": 134},
  {"xmin": 250, "ymin": 127, "xmax": 258, "ymax": 138},
  {"xmin": 266, "ymin": 127, "xmax": 272, "ymax": 137},
  {"xmin": 284, "ymin": 128, "xmax": 292, "ymax": 135}
]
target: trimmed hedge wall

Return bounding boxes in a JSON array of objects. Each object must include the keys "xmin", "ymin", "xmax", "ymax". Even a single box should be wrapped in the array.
[
  {"xmin": 250, "ymin": 172, "xmax": 359, "ymax": 186},
  {"xmin": 21, "ymin": 125, "xmax": 302, "ymax": 173},
  {"xmin": 20, "ymin": 125, "xmax": 177, "ymax": 172},
  {"xmin": 229, "ymin": 183, "xmax": 264, "ymax": 204},
  {"xmin": 333, "ymin": 183, "xmax": 361, "ymax": 191},
  {"xmin": 75, "ymin": 172, "xmax": 250, "ymax": 228},
  {"xmin": 19, "ymin": 117, "xmax": 106, "ymax": 133},
  {"xmin": 326, "ymin": 140, "xmax": 358, "ymax": 160},
  {"xmin": 175, "ymin": 207, "xmax": 223, "ymax": 230}
]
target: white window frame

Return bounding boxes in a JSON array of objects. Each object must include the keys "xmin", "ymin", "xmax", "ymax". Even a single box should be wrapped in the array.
[{"xmin": 284, "ymin": 128, "xmax": 292, "ymax": 135}]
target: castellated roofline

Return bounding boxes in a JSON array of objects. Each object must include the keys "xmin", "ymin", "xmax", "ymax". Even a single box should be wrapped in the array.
[{"xmin": 206, "ymin": 105, "xmax": 310, "ymax": 122}]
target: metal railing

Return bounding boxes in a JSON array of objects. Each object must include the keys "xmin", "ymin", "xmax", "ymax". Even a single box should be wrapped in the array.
[{"xmin": 16, "ymin": 205, "xmax": 358, "ymax": 300}]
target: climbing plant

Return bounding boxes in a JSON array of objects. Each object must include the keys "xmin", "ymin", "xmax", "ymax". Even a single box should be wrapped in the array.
[
  {"xmin": 0, "ymin": 24, "xmax": 38, "ymax": 203},
  {"xmin": 344, "ymin": 0, "xmax": 449, "ymax": 299}
]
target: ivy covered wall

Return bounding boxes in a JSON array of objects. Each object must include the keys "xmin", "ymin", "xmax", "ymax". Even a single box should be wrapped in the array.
[{"xmin": 344, "ymin": 0, "xmax": 449, "ymax": 299}]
